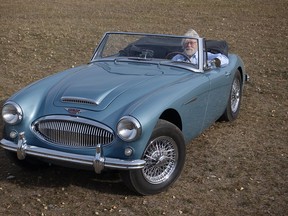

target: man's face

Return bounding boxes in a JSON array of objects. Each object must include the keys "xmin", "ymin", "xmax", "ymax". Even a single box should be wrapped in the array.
[{"xmin": 183, "ymin": 39, "xmax": 198, "ymax": 57}]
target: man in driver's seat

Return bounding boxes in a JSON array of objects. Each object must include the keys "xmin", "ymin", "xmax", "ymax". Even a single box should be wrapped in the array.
[{"xmin": 172, "ymin": 29, "xmax": 229, "ymax": 67}]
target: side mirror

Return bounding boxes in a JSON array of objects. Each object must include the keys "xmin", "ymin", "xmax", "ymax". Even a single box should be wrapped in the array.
[{"xmin": 212, "ymin": 58, "xmax": 221, "ymax": 68}]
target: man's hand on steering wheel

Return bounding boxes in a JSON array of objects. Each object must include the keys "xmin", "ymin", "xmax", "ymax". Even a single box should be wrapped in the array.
[{"xmin": 165, "ymin": 52, "xmax": 192, "ymax": 63}]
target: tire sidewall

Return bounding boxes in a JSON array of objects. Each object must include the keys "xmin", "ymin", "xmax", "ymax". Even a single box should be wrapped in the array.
[
  {"xmin": 221, "ymin": 70, "xmax": 242, "ymax": 121},
  {"xmin": 229, "ymin": 71, "xmax": 242, "ymax": 119},
  {"xmin": 128, "ymin": 120, "xmax": 186, "ymax": 195}
]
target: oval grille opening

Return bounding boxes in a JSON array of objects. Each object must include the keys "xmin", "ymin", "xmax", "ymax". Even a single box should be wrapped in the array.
[{"xmin": 33, "ymin": 118, "xmax": 114, "ymax": 147}]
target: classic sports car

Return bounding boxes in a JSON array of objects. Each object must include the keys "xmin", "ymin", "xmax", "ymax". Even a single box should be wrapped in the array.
[{"xmin": 1, "ymin": 32, "xmax": 247, "ymax": 195}]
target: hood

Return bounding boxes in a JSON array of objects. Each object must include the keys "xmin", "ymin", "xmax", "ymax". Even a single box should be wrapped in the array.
[{"xmin": 50, "ymin": 61, "xmax": 190, "ymax": 111}]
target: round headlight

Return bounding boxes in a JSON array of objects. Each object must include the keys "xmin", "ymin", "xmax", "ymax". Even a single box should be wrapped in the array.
[
  {"xmin": 2, "ymin": 102, "xmax": 23, "ymax": 125},
  {"xmin": 117, "ymin": 116, "xmax": 141, "ymax": 142}
]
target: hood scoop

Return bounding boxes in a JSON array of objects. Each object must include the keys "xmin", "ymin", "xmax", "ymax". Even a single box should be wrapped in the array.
[
  {"xmin": 59, "ymin": 84, "xmax": 120, "ymax": 108},
  {"xmin": 61, "ymin": 96, "xmax": 98, "ymax": 105}
]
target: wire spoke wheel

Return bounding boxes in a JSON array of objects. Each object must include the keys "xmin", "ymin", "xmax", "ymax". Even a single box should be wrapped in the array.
[
  {"xmin": 231, "ymin": 78, "xmax": 241, "ymax": 113},
  {"xmin": 142, "ymin": 136, "xmax": 178, "ymax": 184},
  {"xmin": 219, "ymin": 70, "xmax": 242, "ymax": 122},
  {"xmin": 120, "ymin": 120, "xmax": 185, "ymax": 195}
]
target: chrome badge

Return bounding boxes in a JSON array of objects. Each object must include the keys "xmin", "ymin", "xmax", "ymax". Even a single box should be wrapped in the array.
[{"xmin": 65, "ymin": 108, "xmax": 83, "ymax": 115}]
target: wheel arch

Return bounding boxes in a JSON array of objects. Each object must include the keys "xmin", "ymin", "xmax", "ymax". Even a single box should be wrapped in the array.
[
  {"xmin": 159, "ymin": 108, "xmax": 182, "ymax": 131},
  {"xmin": 237, "ymin": 66, "xmax": 244, "ymax": 84}
]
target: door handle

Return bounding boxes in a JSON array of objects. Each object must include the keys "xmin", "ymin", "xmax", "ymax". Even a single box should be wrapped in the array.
[{"xmin": 225, "ymin": 71, "xmax": 231, "ymax": 76}]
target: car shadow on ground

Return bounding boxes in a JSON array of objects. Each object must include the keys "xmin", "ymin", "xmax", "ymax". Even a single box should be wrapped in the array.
[{"xmin": 0, "ymin": 153, "xmax": 137, "ymax": 196}]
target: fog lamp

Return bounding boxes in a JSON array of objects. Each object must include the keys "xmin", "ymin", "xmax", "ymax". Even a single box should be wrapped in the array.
[
  {"xmin": 124, "ymin": 147, "xmax": 133, "ymax": 156},
  {"xmin": 10, "ymin": 131, "xmax": 18, "ymax": 139}
]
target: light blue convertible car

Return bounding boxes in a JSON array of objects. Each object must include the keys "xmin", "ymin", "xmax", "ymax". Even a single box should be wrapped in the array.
[{"xmin": 1, "ymin": 32, "xmax": 247, "ymax": 195}]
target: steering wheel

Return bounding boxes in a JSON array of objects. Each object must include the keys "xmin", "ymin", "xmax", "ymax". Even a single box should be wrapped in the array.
[{"xmin": 165, "ymin": 52, "xmax": 192, "ymax": 63}]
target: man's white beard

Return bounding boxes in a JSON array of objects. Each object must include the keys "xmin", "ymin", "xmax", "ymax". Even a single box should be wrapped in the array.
[{"xmin": 184, "ymin": 49, "xmax": 196, "ymax": 57}]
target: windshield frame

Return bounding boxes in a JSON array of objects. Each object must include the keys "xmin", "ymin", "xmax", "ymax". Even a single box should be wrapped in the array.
[{"xmin": 90, "ymin": 32, "xmax": 206, "ymax": 73}]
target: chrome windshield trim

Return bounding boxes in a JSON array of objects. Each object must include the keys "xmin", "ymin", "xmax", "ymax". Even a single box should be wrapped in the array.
[
  {"xmin": 90, "ymin": 32, "xmax": 206, "ymax": 72},
  {"xmin": 198, "ymin": 38, "xmax": 205, "ymax": 72}
]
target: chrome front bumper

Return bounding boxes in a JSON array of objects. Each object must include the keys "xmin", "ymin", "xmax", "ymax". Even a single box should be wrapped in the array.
[{"xmin": 0, "ymin": 132, "xmax": 145, "ymax": 174}]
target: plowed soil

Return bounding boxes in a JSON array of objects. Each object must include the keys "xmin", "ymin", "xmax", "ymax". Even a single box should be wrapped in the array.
[{"xmin": 0, "ymin": 0, "xmax": 287, "ymax": 215}]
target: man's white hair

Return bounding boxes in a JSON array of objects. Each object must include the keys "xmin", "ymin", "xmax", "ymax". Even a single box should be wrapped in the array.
[
  {"xmin": 181, "ymin": 29, "xmax": 199, "ymax": 47},
  {"xmin": 184, "ymin": 29, "xmax": 199, "ymax": 38}
]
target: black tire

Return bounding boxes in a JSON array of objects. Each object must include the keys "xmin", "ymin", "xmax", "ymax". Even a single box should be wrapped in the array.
[
  {"xmin": 121, "ymin": 119, "xmax": 186, "ymax": 195},
  {"xmin": 220, "ymin": 70, "xmax": 242, "ymax": 121}
]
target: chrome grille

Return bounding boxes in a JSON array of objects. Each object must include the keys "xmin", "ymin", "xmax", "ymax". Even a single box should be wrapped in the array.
[{"xmin": 32, "ymin": 116, "xmax": 114, "ymax": 147}]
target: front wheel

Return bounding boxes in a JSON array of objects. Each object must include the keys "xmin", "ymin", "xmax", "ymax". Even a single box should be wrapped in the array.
[{"xmin": 121, "ymin": 120, "xmax": 186, "ymax": 195}]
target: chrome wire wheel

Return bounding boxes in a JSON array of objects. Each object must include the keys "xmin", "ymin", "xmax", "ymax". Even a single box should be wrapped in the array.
[
  {"xmin": 231, "ymin": 78, "xmax": 241, "ymax": 113},
  {"xmin": 142, "ymin": 136, "xmax": 178, "ymax": 184},
  {"xmin": 219, "ymin": 70, "xmax": 242, "ymax": 122},
  {"xmin": 120, "ymin": 120, "xmax": 185, "ymax": 195}
]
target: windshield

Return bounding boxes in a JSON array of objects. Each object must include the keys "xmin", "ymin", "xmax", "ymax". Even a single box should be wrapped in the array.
[{"xmin": 91, "ymin": 32, "xmax": 202, "ymax": 70}]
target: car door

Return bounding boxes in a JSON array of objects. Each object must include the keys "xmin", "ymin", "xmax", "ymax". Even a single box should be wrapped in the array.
[
  {"xmin": 178, "ymin": 72, "xmax": 211, "ymax": 141},
  {"xmin": 202, "ymin": 67, "xmax": 232, "ymax": 128}
]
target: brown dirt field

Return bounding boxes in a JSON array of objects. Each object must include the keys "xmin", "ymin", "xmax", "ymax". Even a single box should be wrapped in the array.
[{"xmin": 0, "ymin": 0, "xmax": 287, "ymax": 215}]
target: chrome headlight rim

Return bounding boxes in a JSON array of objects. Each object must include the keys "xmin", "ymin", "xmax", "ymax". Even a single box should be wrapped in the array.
[
  {"xmin": 117, "ymin": 116, "xmax": 141, "ymax": 142},
  {"xmin": 2, "ymin": 101, "xmax": 23, "ymax": 125}
]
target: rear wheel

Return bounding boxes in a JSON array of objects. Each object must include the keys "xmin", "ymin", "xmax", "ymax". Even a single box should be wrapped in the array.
[
  {"xmin": 121, "ymin": 120, "xmax": 186, "ymax": 195},
  {"xmin": 220, "ymin": 70, "xmax": 242, "ymax": 121}
]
